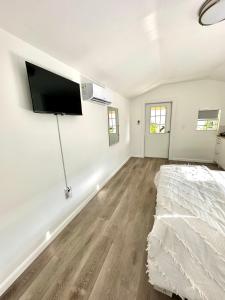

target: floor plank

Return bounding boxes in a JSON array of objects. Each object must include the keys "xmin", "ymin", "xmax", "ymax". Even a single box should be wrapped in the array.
[{"xmin": 1, "ymin": 158, "xmax": 219, "ymax": 300}]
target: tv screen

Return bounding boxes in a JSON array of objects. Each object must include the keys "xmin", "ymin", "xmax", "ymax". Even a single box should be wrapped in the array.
[{"xmin": 25, "ymin": 62, "xmax": 82, "ymax": 115}]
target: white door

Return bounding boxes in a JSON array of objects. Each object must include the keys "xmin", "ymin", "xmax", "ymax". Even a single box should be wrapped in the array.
[{"xmin": 145, "ymin": 102, "xmax": 172, "ymax": 158}]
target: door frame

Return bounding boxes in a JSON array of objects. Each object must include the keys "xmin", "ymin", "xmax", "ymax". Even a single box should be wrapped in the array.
[{"xmin": 144, "ymin": 101, "xmax": 173, "ymax": 159}]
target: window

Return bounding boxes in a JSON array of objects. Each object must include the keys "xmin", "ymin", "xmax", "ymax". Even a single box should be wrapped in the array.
[
  {"xmin": 150, "ymin": 106, "xmax": 166, "ymax": 133},
  {"xmin": 108, "ymin": 110, "xmax": 117, "ymax": 134},
  {"xmin": 108, "ymin": 107, "xmax": 119, "ymax": 146},
  {"xmin": 196, "ymin": 110, "xmax": 220, "ymax": 131}
]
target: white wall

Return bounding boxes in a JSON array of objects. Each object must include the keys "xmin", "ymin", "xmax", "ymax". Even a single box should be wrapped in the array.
[
  {"xmin": 130, "ymin": 80, "xmax": 225, "ymax": 162},
  {"xmin": 0, "ymin": 28, "xmax": 130, "ymax": 294}
]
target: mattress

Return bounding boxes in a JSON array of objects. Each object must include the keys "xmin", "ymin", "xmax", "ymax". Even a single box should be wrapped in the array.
[{"xmin": 147, "ymin": 165, "xmax": 225, "ymax": 300}]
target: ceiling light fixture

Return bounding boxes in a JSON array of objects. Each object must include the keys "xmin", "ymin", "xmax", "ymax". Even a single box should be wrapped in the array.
[{"xmin": 199, "ymin": 0, "xmax": 225, "ymax": 25}]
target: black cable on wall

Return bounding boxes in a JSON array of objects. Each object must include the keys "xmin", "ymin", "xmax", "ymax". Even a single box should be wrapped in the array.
[{"xmin": 55, "ymin": 114, "xmax": 69, "ymax": 189}]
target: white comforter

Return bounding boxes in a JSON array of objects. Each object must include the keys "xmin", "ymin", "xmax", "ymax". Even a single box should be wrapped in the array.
[{"xmin": 147, "ymin": 165, "xmax": 225, "ymax": 300}]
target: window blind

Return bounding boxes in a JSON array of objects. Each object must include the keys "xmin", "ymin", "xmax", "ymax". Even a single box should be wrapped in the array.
[{"xmin": 198, "ymin": 109, "xmax": 219, "ymax": 120}]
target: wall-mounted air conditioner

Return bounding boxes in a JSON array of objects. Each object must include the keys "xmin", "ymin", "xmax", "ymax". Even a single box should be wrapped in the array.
[{"xmin": 81, "ymin": 83, "xmax": 111, "ymax": 105}]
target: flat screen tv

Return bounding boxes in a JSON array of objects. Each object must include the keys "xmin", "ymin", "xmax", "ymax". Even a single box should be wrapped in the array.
[{"xmin": 25, "ymin": 62, "xmax": 82, "ymax": 115}]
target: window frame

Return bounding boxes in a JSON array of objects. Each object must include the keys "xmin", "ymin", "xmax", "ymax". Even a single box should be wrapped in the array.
[
  {"xmin": 196, "ymin": 110, "xmax": 220, "ymax": 132},
  {"xmin": 108, "ymin": 110, "xmax": 117, "ymax": 134},
  {"xmin": 107, "ymin": 107, "xmax": 119, "ymax": 146}
]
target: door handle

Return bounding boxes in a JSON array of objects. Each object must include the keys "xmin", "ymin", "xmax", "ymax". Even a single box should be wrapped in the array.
[{"xmin": 167, "ymin": 131, "xmax": 170, "ymax": 133}]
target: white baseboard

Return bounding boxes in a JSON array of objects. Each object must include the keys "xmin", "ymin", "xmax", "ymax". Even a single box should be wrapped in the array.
[
  {"xmin": 131, "ymin": 155, "xmax": 214, "ymax": 164},
  {"xmin": 131, "ymin": 155, "xmax": 144, "ymax": 158},
  {"xmin": 170, "ymin": 157, "xmax": 214, "ymax": 163},
  {"xmin": 0, "ymin": 156, "xmax": 130, "ymax": 296}
]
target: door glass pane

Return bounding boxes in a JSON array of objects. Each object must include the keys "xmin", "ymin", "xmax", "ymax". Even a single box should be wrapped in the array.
[
  {"xmin": 155, "ymin": 107, "xmax": 160, "ymax": 116},
  {"xmin": 156, "ymin": 116, "xmax": 161, "ymax": 124},
  {"xmin": 150, "ymin": 123, "xmax": 159, "ymax": 133},
  {"xmin": 149, "ymin": 106, "xmax": 167, "ymax": 134},
  {"xmin": 151, "ymin": 116, "xmax": 156, "ymax": 123},
  {"xmin": 161, "ymin": 116, "xmax": 166, "ymax": 124},
  {"xmin": 151, "ymin": 109, "xmax": 156, "ymax": 116},
  {"xmin": 159, "ymin": 125, "xmax": 165, "ymax": 133},
  {"xmin": 161, "ymin": 108, "xmax": 166, "ymax": 115}
]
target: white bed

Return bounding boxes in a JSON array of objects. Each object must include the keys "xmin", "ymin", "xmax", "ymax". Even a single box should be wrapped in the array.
[{"xmin": 147, "ymin": 164, "xmax": 225, "ymax": 300}]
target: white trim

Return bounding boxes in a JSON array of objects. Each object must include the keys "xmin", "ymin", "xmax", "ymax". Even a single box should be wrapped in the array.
[
  {"xmin": 130, "ymin": 154, "xmax": 144, "ymax": 158},
  {"xmin": 130, "ymin": 155, "xmax": 214, "ymax": 164},
  {"xmin": 170, "ymin": 157, "xmax": 214, "ymax": 163},
  {"xmin": 0, "ymin": 156, "xmax": 130, "ymax": 296},
  {"xmin": 216, "ymin": 162, "xmax": 224, "ymax": 170}
]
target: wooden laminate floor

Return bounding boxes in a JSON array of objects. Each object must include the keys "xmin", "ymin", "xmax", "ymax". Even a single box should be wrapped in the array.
[{"xmin": 2, "ymin": 158, "xmax": 217, "ymax": 300}]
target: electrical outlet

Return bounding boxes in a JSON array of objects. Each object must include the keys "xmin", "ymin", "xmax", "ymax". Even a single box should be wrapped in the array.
[{"xmin": 64, "ymin": 186, "xmax": 72, "ymax": 199}]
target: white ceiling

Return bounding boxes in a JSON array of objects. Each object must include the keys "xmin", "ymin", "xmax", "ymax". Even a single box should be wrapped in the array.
[{"xmin": 0, "ymin": 0, "xmax": 225, "ymax": 98}]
